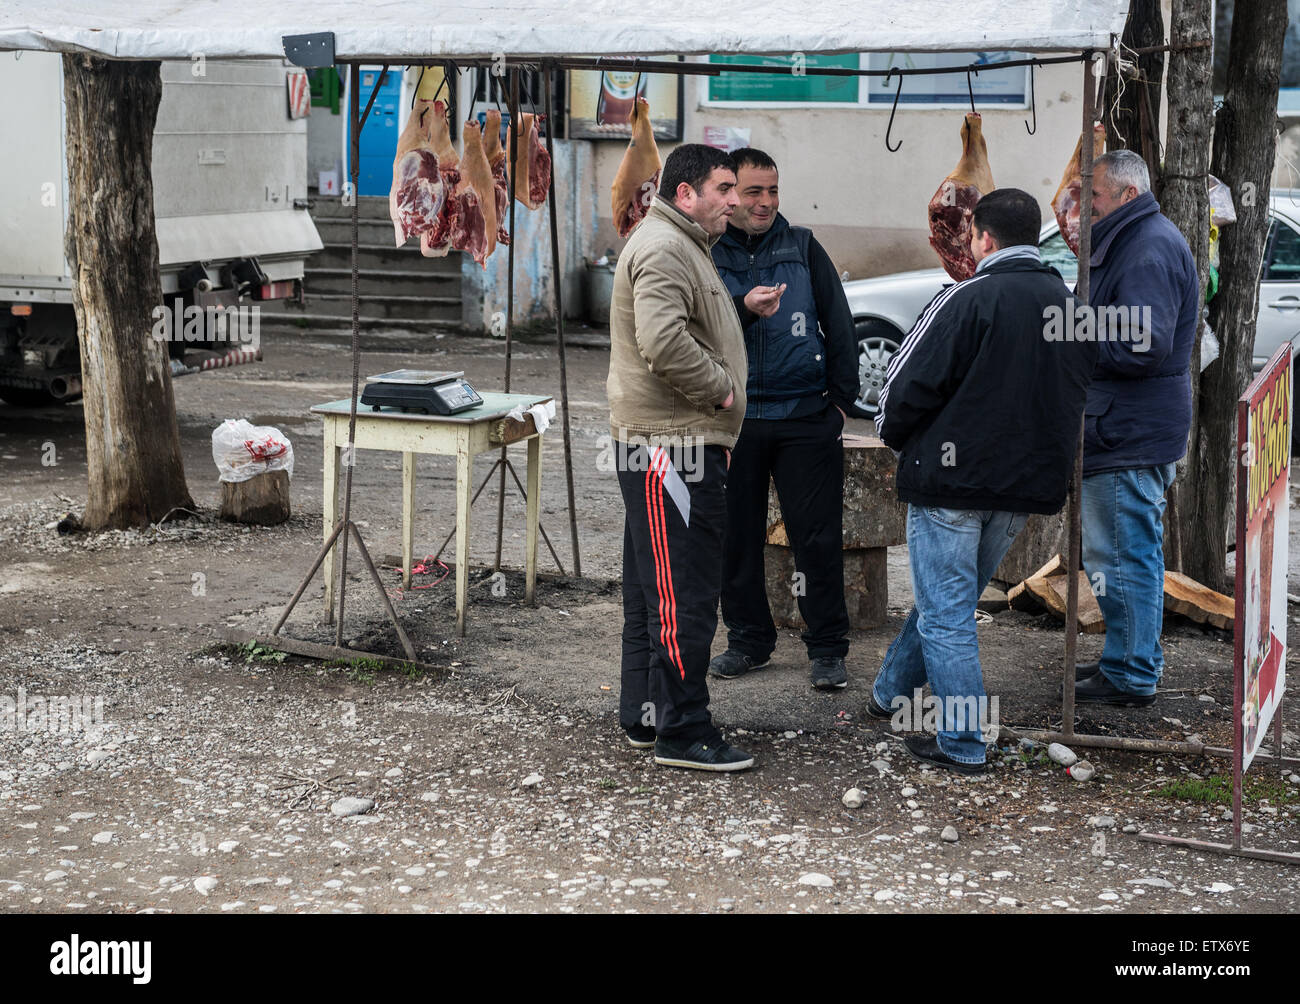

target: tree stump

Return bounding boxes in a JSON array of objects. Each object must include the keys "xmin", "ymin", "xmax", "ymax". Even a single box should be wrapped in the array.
[
  {"xmin": 219, "ymin": 471, "xmax": 290, "ymax": 525},
  {"xmin": 764, "ymin": 434, "xmax": 905, "ymax": 631}
]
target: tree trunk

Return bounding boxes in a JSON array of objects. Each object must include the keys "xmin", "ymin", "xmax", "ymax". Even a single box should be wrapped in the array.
[
  {"xmin": 1102, "ymin": 0, "xmax": 1165, "ymax": 193},
  {"xmin": 63, "ymin": 55, "xmax": 193, "ymax": 529},
  {"xmin": 1199, "ymin": 2, "xmax": 1289, "ymax": 591},
  {"xmin": 1160, "ymin": 0, "xmax": 1214, "ymax": 582}
]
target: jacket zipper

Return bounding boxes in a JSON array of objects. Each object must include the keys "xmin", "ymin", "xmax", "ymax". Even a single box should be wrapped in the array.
[{"xmin": 749, "ymin": 250, "xmax": 762, "ymax": 415}]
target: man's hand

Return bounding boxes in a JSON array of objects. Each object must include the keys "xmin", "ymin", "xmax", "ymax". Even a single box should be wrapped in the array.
[
  {"xmin": 743, "ymin": 283, "xmax": 786, "ymax": 318},
  {"xmin": 720, "ymin": 389, "xmax": 734, "ymax": 409}
]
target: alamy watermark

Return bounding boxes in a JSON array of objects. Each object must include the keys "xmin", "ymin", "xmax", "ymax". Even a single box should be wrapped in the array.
[
  {"xmin": 596, "ymin": 431, "xmax": 708, "ymax": 482},
  {"xmin": 151, "ymin": 298, "xmax": 261, "ymax": 351},
  {"xmin": 887, "ymin": 688, "xmax": 1000, "ymax": 742},
  {"xmin": 1043, "ymin": 299, "xmax": 1152, "ymax": 354},
  {"xmin": 1, "ymin": 688, "xmax": 104, "ymax": 735}
]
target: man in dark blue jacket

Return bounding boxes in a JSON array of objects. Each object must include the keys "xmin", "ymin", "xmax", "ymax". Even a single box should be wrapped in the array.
[
  {"xmin": 871, "ymin": 188, "xmax": 1096, "ymax": 773},
  {"xmin": 708, "ymin": 148, "xmax": 859, "ymax": 690},
  {"xmin": 1075, "ymin": 149, "xmax": 1198, "ymax": 707}
]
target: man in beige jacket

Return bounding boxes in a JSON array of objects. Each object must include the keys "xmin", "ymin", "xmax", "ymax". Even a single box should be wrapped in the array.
[{"xmin": 607, "ymin": 143, "xmax": 755, "ymax": 772}]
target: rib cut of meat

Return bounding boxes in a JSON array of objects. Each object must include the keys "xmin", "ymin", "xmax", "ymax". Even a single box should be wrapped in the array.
[
  {"xmin": 389, "ymin": 98, "xmax": 446, "ymax": 246},
  {"xmin": 611, "ymin": 96, "xmax": 662, "ymax": 238},
  {"xmin": 449, "ymin": 119, "xmax": 498, "ymax": 268},
  {"xmin": 927, "ymin": 113, "xmax": 995, "ymax": 282},
  {"xmin": 1053, "ymin": 124, "xmax": 1107, "ymax": 257},
  {"xmin": 511, "ymin": 112, "xmax": 552, "ymax": 210},
  {"xmin": 482, "ymin": 108, "xmax": 511, "ymax": 247}
]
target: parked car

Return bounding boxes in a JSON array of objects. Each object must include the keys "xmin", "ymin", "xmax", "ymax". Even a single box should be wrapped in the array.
[{"xmin": 842, "ymin": 191, "xmax": 1300, "ymax": 419}]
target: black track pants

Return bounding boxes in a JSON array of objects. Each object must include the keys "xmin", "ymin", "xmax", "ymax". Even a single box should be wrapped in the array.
[
  {"xmin": 721, "ymin": 405, "xmax": 850, "ymax": 661},
  {"xmin": 618, "ymin": 441, "xmax": 728, "ymax": 742}
]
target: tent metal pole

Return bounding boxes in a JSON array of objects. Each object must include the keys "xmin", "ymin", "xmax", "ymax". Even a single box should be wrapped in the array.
[
  {"xmin": 1060, "ymin": 52, "xmax": 1097, "ymax": 739},
  {"xmin": 495, "ymin": 69, "xmax": 520, "ymax": 571},
  {"xmin": 542, "ymin": 61, "xmax": 582, "ymax": 577}
]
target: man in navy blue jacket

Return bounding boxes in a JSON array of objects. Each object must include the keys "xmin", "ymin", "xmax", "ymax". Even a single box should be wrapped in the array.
[
  {"xmin": 871, "ymin": 188, "xmax": 1095, "ymax": 773},
  {"xmin": 708, "ymin": 148, "xmax": 859, "ymax": 690},
  {"xmin": 1075, "ymin": 149, "xmax": 1199, "ymax": 707}
]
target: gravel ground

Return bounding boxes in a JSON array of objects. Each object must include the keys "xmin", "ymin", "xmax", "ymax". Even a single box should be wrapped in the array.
[{"xmin": 1, "ymin": 326, "xmax": 1297, "ymax": 914}]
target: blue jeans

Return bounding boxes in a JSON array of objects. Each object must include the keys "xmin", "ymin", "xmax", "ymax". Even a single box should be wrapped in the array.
[
  {"xmin": 872, "ymin": 506, "xmax": 1029, "ymax": 764},
  {"xmin": 1081, "ymin": 462, "xmax": 1177, "ymax": 696}
]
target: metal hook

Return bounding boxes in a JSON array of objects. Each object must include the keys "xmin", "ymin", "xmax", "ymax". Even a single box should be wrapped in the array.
[
  {"xmin": 966, "ymin": 67, "xmax": 979, "ymax": 114},
  {"xmin": 884, "ymin": 69, "xmax": 903, "ymax": 152},
  {"xmin": 1025, "ymin": 62, "xmax": 1037, "ymax": 135}
]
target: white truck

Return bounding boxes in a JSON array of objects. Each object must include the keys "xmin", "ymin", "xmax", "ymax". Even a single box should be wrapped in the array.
[{"xmin": 0, "ymin": 52, "xmax": 322, "ymax": 405}]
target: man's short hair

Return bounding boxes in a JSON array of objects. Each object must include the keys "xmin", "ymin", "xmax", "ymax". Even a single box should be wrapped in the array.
[
  {"xmin": 972, "ymin": 188, "xmax": 1042, "ymax": 250},
  {"xmin": 731, "ymin": 147, "xmax": 778, "ymax": 175},
  {"xmin": 660, "ymin": 144, "xmax": 734, "ymax": 204},
  {"xmin": 1094, "ymin": 149, "xmax": 1151, "ymax": 196}
]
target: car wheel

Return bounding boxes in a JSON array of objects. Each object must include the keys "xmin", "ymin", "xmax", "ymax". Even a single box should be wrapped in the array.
[{"xmin": 851, "ymin": 319, "xmax": 902, "ymax": 420}]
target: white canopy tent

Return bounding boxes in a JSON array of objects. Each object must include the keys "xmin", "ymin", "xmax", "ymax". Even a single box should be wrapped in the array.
[
  {"xmin": 0, "ymin": 0, "xmax": 1129, "ymax": 59},
  {"xmin": 1, "ymin": 0, "xmax": 1149, "ymax": 763}
]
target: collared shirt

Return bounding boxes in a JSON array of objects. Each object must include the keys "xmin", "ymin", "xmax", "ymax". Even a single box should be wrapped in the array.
[{"xmin": 976, "ymin": 244, "xmax": 1042, "ymax": 273}]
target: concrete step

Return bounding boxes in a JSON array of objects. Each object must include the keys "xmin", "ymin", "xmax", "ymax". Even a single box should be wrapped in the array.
[
  {"xmin": 267, "ymin": 312, "xmax": 465, "ymax": 334},
  {"xmin": 309, "ymin": 195, "xmax": 391, "ymax": 220},
  {"xmin": 312, "ymin": 241, "xmax": 463, "ymax": 273},
  {"xmin": 313, "ymin": 216, "xmax": 406, "ymax": 245},
  {"xmin": 289, "ymin": 292, "xmax": 461, "ymax": 322},
  {"xmin": 306, "ymin": 267, "xmax": 460, "ymax": 298}
]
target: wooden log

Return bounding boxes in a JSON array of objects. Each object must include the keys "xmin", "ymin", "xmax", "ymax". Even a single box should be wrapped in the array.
[
  {"xmin": 220, "ymin": 470, "xmax": 290, "ymax": 525},
  {"xmin": 1164, "ymin": 569, "xmax": 1234, "ymax": 630},
  {"xmin": 764, "ymin": 544, "xmax": 888, "ymax": 631},
  {"xmin": 994, "ymin": 511, "xmax": 1068, "ymax": 586},
  {"xmin": 1023, "ymin": 571, "xmax": 1106, "ymax": 634}
]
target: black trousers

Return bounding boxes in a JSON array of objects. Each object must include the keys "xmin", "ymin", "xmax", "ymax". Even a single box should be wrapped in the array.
[
  {"xmin": 618, "ymin": 441, "xmax": 728, "ymax": 743},
  {"xmin": 722, "ymin": 405, "xmax": 850, "ymax": 661}
]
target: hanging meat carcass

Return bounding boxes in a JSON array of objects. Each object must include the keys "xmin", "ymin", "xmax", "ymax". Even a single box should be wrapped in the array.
[
  {"xmin": 389, "ymin": 98, "xmax": 447, "ymax": 246},
  {"xmin": 450, "ymin": 119, "xmax": 499, "ymax": 268},
  {"xmin": 610, "ymin": 96, "xmax": 662, "ymax": 238},
  {"xmin": 420, "ymin": 100, "xmax": 464, "ymax": 258},
  {"xmin": 927, "ymin": 113, "xmax": 995, "ymax": 282},
  {"xmin": 510, "ymin": 112, "xmax": 552, "ymax": 210},
  {"xmin": 482, "ymin": 108, "xmax": 511, "ymax": 247},
  {"xmin": 1052, "ymin": 123, "xmax": 1107, "ymax": 257}
]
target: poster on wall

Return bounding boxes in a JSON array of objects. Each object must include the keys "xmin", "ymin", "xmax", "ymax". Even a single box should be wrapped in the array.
[
  {"xmin": 1235, "ymin": 343, "xmax": 1291, "ymax": 772},
  {"xmin": 568, "ymin": 63, "xmax": 682, "ymax": 140}
]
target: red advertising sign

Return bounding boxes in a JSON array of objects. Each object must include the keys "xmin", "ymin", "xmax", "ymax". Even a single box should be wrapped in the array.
[{"xmin": 1235, "ymin": 343, "xmax": 1291, "ymax": 775}]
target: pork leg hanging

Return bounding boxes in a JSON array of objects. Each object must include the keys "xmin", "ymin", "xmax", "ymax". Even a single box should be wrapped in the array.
[
  {"xmin": 927, "ymin": 112, "xmax": 995, "ymax": 282},
  {"xmin": 610, "ymin": 96, "xmax": 662, "ymax": 238},
  {"xmin": 511, "ymin": 111, "xmax": 552, "ymax": 211},
  {"xmin": 388, "ymin": 98, "xmax": 447, "ymax": 246},
  {"xmin": 1052, "ymin": 123, "xmax": 1107, "ymax": 258},
  {"xmin": 482, "ymin": 108, "xmax": 512, "ymax": 246}
]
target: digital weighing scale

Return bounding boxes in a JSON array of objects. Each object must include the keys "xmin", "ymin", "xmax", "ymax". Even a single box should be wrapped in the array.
[{"xmin": 359, "ymin": 369, "xmax": 484, "ymax": 416}]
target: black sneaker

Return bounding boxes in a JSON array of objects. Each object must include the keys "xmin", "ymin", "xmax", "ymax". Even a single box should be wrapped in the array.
[
  {"xmin": 903, "ymin": 734, "xmax": 986, "ymax": 776},
  {"xmin": 654, "ymin": 735, "xmax": 755, "ymax": 772},
  {"xmin": 624, "ymin": 724, "xmax": 656, "ymax": 749},
  {"xmin": 866, "ymin": 692, "xmax": 894, "ymax": 720},
  {"xmin": 1075, "ymin": 661, "xmax": 1100, "ymax": 681},
  {"xmin": 811, "ymin": 656, "xmax": 848, "ymax": 690},
  {"xmin": 708, "ymin": 649, "xmax": 770, "ymax": 679},
  {"xmin": 1074, "ymin": 671, "xmax": 1156, "ymax": 707}
]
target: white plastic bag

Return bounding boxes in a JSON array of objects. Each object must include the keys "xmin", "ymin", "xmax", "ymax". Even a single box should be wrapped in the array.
[
  {"xmin": 1208, "ymin": 175, "xmax": 1236, "ymax": 226},
  {"xmin": 211, "ymin": 418, "xmax": 294, "ymax": 483}
]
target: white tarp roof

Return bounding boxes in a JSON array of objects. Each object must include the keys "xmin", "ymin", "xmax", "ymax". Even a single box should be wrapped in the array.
[{"xmin": 0, "ymin": 1, "xmax": 1129, "ymax": 60}]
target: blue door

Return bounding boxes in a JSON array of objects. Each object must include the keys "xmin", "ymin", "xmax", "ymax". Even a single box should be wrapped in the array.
[{"xmin": 351, "ymin": 67, "xmax": 402, "ymax": 197}]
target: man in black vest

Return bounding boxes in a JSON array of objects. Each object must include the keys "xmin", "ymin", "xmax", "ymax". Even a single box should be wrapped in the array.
[{"xmin": 709, "ymin": 148, "xmax": 858, "ymax": 689}]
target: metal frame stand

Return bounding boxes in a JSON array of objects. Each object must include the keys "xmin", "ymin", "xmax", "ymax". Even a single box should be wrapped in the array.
[{"xmin": 269, "ymin": 63, "xmax": 416, "ymax": 664}]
